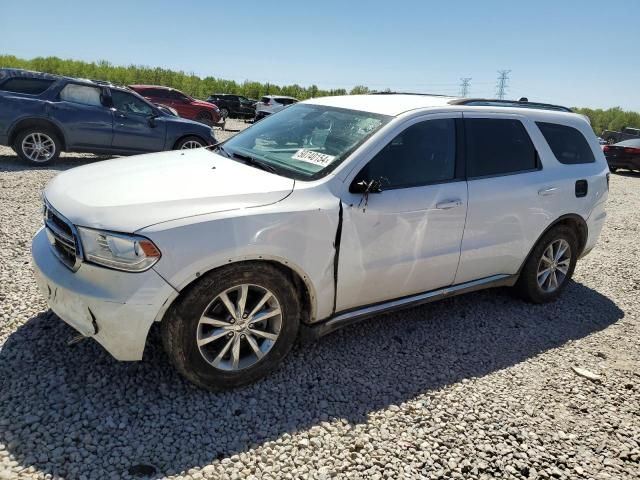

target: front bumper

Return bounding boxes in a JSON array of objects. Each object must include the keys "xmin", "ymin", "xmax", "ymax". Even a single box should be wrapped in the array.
[{"xmin": 31, "ymin": 227, "xmax": 176, "ymax": 360}]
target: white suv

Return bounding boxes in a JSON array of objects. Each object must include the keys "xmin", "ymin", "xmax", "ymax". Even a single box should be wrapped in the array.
[
  {"xmin": 254, "ymin": 95, "xmax": 298, "ymax": 121},
  {"xmin": 32, "ymin": 94, "xmax": 609, "ymax": 389}
]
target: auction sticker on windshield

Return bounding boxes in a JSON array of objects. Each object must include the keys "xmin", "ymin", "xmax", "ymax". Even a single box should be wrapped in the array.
[{"xmin": 292, "ymin": 149, "xmax": 336, "ymax": 167}]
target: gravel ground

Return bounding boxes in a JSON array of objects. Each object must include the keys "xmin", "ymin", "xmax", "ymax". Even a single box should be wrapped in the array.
[{"xmin": 0, "ymin": 121, "xmax": 639, "ymax": 480}]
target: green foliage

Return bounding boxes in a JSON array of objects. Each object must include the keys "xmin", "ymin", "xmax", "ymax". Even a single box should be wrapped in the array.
[
  {"xmin": 3, "ymin": 54, "xmax": 639, "ymax": 135},
  {"xmin": 573, "ymin": 106, "xmax": 640, "ymax": 136},
  {"xmin": 0, "ymin": 54, "xmax": 348, "ymax": 101}
]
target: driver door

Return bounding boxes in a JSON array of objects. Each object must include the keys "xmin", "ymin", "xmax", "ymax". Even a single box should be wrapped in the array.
[
  {"xmin": 336, "ymin": 114, "xmax": 468, "ymax": 311},
  {"xmin": 109, "ymin": 90, "xmax": 166, "ymax": 152}
]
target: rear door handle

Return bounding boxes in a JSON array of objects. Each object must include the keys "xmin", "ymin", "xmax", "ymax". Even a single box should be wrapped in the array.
[
  {"xmin": 538, "ymin": 187, "xmax": 558, "ymax": 196},
  {"xmin": 435, "ymin": 199, "xmax": 463, "ymax": 210}
]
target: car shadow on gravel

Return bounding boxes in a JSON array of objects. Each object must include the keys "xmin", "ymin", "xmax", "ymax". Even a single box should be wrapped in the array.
[
  {"xmin": 0, "ymin": 281, "xmax": 623, "ymax": 478},
  {"xmin": 0, "ymin": 153, "xmax": 113, "ymax": 173}
]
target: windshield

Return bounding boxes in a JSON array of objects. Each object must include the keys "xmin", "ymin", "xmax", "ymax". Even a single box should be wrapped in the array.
[{"xmin": 220, "ymin": 103, "xmax": 390, "ymax": 180}]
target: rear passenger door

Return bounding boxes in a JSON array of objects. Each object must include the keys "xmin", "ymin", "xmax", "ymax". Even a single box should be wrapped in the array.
[
  {"xmin": 455, "ymin": 114, "xmax": 555, "ymax": 284},
  {"xmin": 53, "ymin": 83, "xmax": 113, "ymax": 149}
]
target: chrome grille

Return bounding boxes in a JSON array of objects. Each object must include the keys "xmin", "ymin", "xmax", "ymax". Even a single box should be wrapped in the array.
[{"xmin": 44, "ymin": 202, "xmax": 81, "ymax": 271}]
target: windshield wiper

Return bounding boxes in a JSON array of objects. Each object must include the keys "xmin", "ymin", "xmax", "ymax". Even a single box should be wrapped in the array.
[
  {"xmin": 213, "ymin": 144, "xmax": 231, "ymax": 158},
  {"xmin": 230, "ymin": 152, "xmax": 278, "ymax": 174}
]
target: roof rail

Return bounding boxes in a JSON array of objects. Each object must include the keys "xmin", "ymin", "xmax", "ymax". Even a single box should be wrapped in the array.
[
  {"xmin": 368, "ymin": 91, "xmax": 453, "ymax": 98},
  {"xmin": 449, "ymin": 98, "xmax": 572, "ymax": 113}
]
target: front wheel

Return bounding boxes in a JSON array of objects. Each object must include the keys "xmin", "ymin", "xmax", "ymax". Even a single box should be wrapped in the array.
[
  {"xmin": 161, "ymin": 263, "xmax": 301, "ymax": 390},
  {"xmin": 219, "ymin": 107, "xmax": 230, "ymax": 119},
  {"xmin": 515, "ymin": 226, "xmax": 578, "ymax": 303},
  {"xmin": 195, "ymin": 111, "xmax": 213, "ymax": 126},
  {"xmin": 175, "ymin": 136, "xmax": 206, "ymax": 149},
  {"xmin": 14, "ymin": 128, "xmax": 61, "ymax": 164}
]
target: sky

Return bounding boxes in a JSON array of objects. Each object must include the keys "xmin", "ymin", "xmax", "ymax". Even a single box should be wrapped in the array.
[{"xmin": 2, "ymin": 0, "xmax": 639, "ymax": 110}]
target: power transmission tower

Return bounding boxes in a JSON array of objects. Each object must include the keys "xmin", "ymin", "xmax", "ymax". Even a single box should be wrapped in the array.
[
  {"xmin": 496, "ymin": 70, "xmax": 511, "ymax": 99},
  {"xmin": 459, "ymin": 77, "xmax": 472, "ymax": 97}
]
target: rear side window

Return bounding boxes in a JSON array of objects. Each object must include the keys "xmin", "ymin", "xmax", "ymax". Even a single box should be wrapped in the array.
[
  {"xmin": 537, "ymin": 122, "xmax": 595, "ymax": 164},
  {"xmin": 59, "ymin": 84, "xmax": 103, "ymax": 106},
  {"xmin": 0, "ymin": 77, "xmax": 54, "ymax": 95},
  {"xmin": 355, "ymin": 118, "xmax": 456, "ymax": 189},
  {"xmin": 465, "ymin": 118, "xmax": 537, "ymax": 178}
]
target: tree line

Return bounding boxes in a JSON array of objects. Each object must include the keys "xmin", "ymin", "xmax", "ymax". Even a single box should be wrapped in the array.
[{"xmin": 2, "ymin": 55, "xmax": 639, "ymax": 135}]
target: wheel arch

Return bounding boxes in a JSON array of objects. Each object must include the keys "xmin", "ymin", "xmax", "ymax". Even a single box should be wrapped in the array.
[
  {"xmin": 9, "ymin": 117, "xmax": 67, "ymax": 150},
  {"xmin": 157, "ymin": 257, "xmax": 317, "ymax": 326},
  {"xmin": 517, "ymin": 213, "xmax": 588, "ymax": 275}
]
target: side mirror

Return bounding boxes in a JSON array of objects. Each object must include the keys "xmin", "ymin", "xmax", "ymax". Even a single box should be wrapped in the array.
[
  {"xmin": 350, "ymin": 178, "xmax": 384, "ymax": 194},
  {"xmin": 147, "ymin": 114, "xmax": 158, "ymax": 127}
]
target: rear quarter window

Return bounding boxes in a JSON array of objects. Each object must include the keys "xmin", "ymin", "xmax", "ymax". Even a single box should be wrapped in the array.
[
  {"xmin": 0, "ymin": 77, "xmax": 54, "ymax": 95},
  {"xmin": 536, "ymin": 122, "xmax": 595, "ymax": 164}
]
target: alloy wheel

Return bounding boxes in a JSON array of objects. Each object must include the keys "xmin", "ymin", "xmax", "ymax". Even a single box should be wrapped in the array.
[
  {"xmin": 21, "ymin": 133, "xmax": 56, "ymax": 162},
  {"xmin": 196, "ymin": 284, "xmax": 282, "ymax": 371},
  {"xmin": 537, "ymin": 239, "xmax": 571, "ymax": 293},
  {"xmin": 181, "ymin": 140, "xmax": 203, "ymax": 149}
]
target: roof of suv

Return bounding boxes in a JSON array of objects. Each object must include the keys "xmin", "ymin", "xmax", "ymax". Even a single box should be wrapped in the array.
[{"xmin": 305, "ymin": 93, "xmax": 573, "ymax": 117}]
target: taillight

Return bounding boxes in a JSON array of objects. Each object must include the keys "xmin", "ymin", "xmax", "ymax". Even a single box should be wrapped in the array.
[
  {"xmin": 602, "ymin": 145, "xmax": 610, "ymax": 153},
  {"xmin": 623, "ymin": 147, "xmax": 640, "ymax": 154}
]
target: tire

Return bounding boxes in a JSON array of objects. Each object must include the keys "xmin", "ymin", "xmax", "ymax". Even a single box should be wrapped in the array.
[
  {"xmin": 609, "ymin": 167, "xmax": 618, "ymax": 173},
  {"xmin": 175, "ymin": 136, "xmax": 206, "ymax": 150},
  {"xmin": 161, "ymin": 263, "xmax": 301, "ymax": 390},
  {"xmin": 515, "ymin": 225, "xmax": 579, "ymax": 304},
  {"xmin": 195, "ymin": 111, "xmax": 213, "ymax": 126},
  {"xmin": 219, "ymin": 107, "xmax": 230, "ymax": 119},
  {"xmin": 14, "ymin": 128, "xmax": 61, "ymax": 165}
]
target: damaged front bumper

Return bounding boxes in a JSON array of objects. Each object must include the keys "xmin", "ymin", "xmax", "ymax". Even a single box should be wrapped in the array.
[{"xmin": 31, "ymin": 227, "xmax": 175, "ymax": 360}]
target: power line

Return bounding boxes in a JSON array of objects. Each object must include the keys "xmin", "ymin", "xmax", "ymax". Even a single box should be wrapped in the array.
[
  {"xmin": 496, "ymin": 70, "xmax": 511, "ymax": 99},
  {"xmin": 459, "ymin": 77, "xmax": 472, "ymax": 97}
]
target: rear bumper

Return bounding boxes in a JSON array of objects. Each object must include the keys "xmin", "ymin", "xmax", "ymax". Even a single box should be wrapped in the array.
[{"xmin": 31, "ymin": 227, "xmax": 176, "ymax": 360}]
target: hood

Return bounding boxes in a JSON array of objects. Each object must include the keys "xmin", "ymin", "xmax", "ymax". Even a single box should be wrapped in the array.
[
  {"xmin": 44, "ymin": 149, "xmax": 295, "ymax": 232},
  {"xmin": 192, "ymin": 99, "xmax": 218, "ymax": 109}
]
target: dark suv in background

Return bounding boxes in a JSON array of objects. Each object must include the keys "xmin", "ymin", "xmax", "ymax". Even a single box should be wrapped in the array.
[
  {"xmin": 205, "ymin": 94, "xmax": 256, "ymax": 119},
  {"xmin": 0, "ymin": 69, "xmax": 216, "ymax": 164}
]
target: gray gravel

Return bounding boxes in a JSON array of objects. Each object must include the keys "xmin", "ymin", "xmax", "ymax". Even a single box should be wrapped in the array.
[{"xmin": 1, "ymin": 120, "xmax": 639, "ymax": 480}]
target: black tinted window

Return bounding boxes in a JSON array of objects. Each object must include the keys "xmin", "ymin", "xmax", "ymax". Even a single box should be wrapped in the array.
[
  {"xmin": 537, "ymin": 122, "xmax": 595, "ymax": 164},
  {"xmin": 355, "ymin": 119, "xmax": 456, "ymax": 189},
  {"xmin": 0, "ymin": 77, "xmax": 54, "ymax": 95},
  {"xmin": 465, "ymin": 118, "xmax": 537, "ymax": 178}
]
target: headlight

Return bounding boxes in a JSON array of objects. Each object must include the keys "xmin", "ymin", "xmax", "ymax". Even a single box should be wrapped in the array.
[{"xmin": 77, "ymin": 227, "xmax": 161, "ymax": 272}]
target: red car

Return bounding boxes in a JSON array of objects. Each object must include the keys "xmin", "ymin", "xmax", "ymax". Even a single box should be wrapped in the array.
[{"xmin": 129, "ymin": 85, "xmax": 222, "ymax": 126}]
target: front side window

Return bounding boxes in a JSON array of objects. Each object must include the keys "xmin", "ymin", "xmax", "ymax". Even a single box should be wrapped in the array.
[
  {"xmin": 536, "ymin": 122, "xmax": 595, "ymax": 164},
  {"xmin": 354, "ymin": 119, "xmax": 456, "ymax": 189},
  {"xmin": 59, "ymin": 84, "xmax": 103, "ymax": 107},
  {"xmin": 0, "ymin": 77, "xmax": 54, "ymax": 95},
  {"xmin": 221, "ymin": 103, "xmax": 390, "ymax": 180},
  {"xmin": 111, "ymin": 90, "xmax": 154, "ymax": 116},
  {"xmin": 465, "ymin": 118, "xmax": 537, "ymax": 178}
]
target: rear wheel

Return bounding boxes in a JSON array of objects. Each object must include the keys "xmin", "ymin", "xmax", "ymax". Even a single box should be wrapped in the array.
[
  {"xmin": 219, "ymin": 107, "xmax": 230, "ymax": 119},
  {"xmin": 515, "ymin": 226, "xmax": 578, "ymax": 303},
  {"xmin": 14, "ymin": 128, "xmax": 61, "ymax": 164},
  {"xmin": 175, "ymin": 136, "xmax": 206, "ymax": 149},
  {"xmin": 609, "ymin": 167, "xmax": 618, "ymax": 173},
  {"xmin": 161, "ymin": 263, "xmax": 301, "ymax": 390}
]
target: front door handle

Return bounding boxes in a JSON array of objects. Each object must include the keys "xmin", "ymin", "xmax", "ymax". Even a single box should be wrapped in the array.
[
  {"xmin": 538, "ymin": 187, "xmax": 558, "ymax": 196},
  {"xmin": 435, "ymin": 199, "xmax": 463, "ymax": 210}
]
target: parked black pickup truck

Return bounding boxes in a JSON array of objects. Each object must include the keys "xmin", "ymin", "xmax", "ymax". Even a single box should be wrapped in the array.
[{"xmin": 601, "ymin": 127, "xmax": 640, "ymax": 145}]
